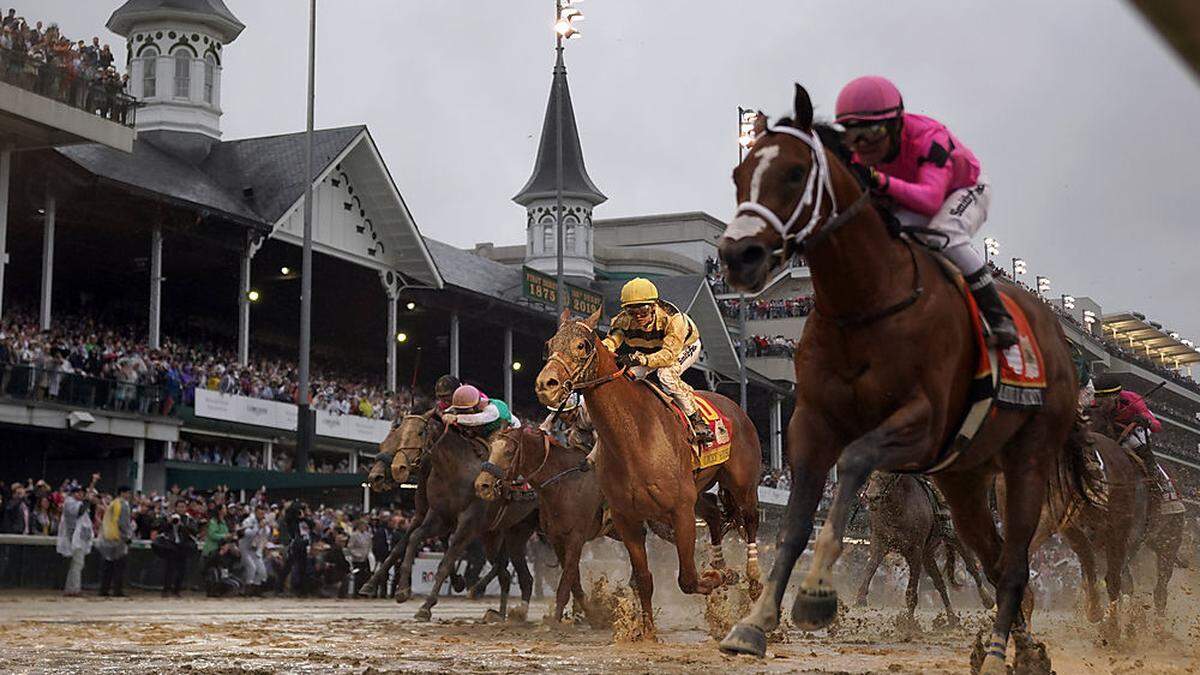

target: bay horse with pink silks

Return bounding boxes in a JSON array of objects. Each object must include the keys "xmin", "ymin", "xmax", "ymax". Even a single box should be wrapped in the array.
[{"xmin": 714, "ymin": 84, "xmax": 1096, "ymax": 674}]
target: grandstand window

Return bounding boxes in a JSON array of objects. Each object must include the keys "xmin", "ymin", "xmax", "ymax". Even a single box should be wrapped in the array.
[
  {"xmin": 565, "ymin": 224, "xmax": 576, "ymax": 252},
  {"xmin": 142, "ymin": 47, "xmax": 158, "ymax": 98},
  {"xmin": 542, "ymin": 222, "xmax": 553, "ymax": 253},
  {"xmin": 173, "ymin": 50, "xmax": 191, "ymax": 98},
  {"xmin": 203, "ymin": 55, "xmax": 216, "ymax": 103}
]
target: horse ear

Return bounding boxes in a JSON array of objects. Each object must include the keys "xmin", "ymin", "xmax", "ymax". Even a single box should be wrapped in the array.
[
  {"xmin": 584, "ymin": 307, "xmax": 602, "ymax": 329},
  {"xmin": 558, "ymin": 309, "xmax": 572, "ymax": 326},
  {"xmin": 793, "ymin": 83, "xmax": 814, "ymax": 132}
]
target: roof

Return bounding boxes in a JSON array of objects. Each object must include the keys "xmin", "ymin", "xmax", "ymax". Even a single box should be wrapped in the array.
[
  {"xmin": 423, "ymin": 237, "xmax": 524, "ymax": 300},
  {"xmin": 513, "ymin": 52, "xmax": 606, "ymax": 207},
  {"xmin": 1101, "ymin": 312, "xmax": 1200, "ymax": 366},
  {"xmin": 202, "ymin": 126, "xmax": 365, "ymax": 223},
  {"xmin": 58, "ymin": 137, "xmax": 264, "ymax": 225},
  {"xmin": 1129, "ymin": 0, "xmax": 1200, "ymax": 79},
  {"xmin": 107, "ymin": 0, "xmax": 245, "ymax": 42}
]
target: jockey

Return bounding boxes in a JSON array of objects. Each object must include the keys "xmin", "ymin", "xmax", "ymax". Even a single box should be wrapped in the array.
[
  {"xmin": 1092, "ymin": 375, "xmax": 1164, "ymax": 486},
  {"xmin": 539, "ymin": 392, "xmax": 595, "ymax": 453},
  {"xmin": 603, "ymin": 277, "xmax": 715, "ymax": 445},
  {"xmin": 835, "ymin": 75, "xmax": 1017, "ymax": 349},
  {"xmin": 433, "ymin": 374, "xmax": 461, "ymax": 413},
  {"xmin": 442, "ymin": 384, "xmax": 520, "ymax": 440}
]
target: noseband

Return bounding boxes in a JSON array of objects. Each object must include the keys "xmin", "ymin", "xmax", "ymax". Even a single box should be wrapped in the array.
[
  {"xmin": 734, "ymin": 125, "xmax": 872, "ymax": 262},
  {"xmin": 543, "ymin": 324, "xmax": 627, "ymax": 424},
  {"xmin": 481, "ymin": 428, "xmax": 581, "ymax": 500},
  {"xmin": 390, "ymin": 413, "xmax": 437, "ymax": 472}
]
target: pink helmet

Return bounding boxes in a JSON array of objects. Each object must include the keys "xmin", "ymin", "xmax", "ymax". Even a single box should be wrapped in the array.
[
  {"xmin": 449, "ymin": 384, "xmax": 486, "ymax": 411},
  {"xmin": 835, "ymin": 76, "xmax": 904, "ymax": 124}
]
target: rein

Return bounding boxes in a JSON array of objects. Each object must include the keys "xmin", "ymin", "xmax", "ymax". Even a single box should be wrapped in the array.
[{"xmin": 816, "ymin": 237, "xmax": 924, "ymax": 329}]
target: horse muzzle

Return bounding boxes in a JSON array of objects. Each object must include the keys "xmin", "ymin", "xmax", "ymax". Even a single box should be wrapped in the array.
[
  {"xmin": 390, "ymin": 459, "xmax": 411, "ymax": 484},
  {"xmin": 474, "ymin": 472, "xmax": 501, "ymax": 502},
  {"xmin": 366, "ymin": 470, "xmax": 393, "ymax": 493},
  {"xmin": 718, "ymin": 234, "xmax": 775, "ymax": 292}
]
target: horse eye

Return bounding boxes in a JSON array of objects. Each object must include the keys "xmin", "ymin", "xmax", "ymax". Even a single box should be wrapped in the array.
[
  {"xmin": 789, "ymin": 166, "xmax": 807, "ymax": 183},
  {"xmin": 576, "ymin": 340, "xmax": 587, "ymax": 351}
]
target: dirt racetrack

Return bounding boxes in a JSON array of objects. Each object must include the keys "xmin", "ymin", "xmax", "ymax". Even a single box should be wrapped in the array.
[{"xmin": 1, "ymin": 582, "xmax": 1197, "ymax": 675}]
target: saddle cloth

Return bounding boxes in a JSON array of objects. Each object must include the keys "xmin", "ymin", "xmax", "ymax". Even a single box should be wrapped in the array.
[
  {"xmin": 633, "ymin": 375, "xmax": 732, "ymax": 470},
  {"xmin": 964, "ymin": 290, "xmax": 1048, "ymax": 409}
]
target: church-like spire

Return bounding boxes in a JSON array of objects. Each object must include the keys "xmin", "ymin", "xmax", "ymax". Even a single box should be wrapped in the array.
[{"xmin": 513, "ymin": 51, "xmax": 606, "ymax": 207}]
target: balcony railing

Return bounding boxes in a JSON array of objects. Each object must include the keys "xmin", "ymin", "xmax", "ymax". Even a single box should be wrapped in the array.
[
  {"xmin": 0, "ymin": 365, "xmax": 170, "ymax": 416},
  {"xmin": 0, "ymin": 49, "xmax": 137, "ymax": 127}
]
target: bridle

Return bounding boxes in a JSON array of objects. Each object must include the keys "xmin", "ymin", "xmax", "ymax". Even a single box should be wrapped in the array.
[
  {"xmin": 480, "ymin": 428, "xmax": 583, "ymax": 500},
  {"xmin": 734, "ymin": 124, "xmax": 871, "ymax": 264},
  {"xmin": 385, "ymin": 412, "xmax": 438, "ymax": 475},
  {"xmin": 543, "ymin": 323, "xmax": 627, "ymax": 424}
]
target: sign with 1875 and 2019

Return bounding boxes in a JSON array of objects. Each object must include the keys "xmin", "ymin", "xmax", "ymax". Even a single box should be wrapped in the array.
[{"xmin": 522, "ymin": 266, "xmax": 603, "ymax": 316}]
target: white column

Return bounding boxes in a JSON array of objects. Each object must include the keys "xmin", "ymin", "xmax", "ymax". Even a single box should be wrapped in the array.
[
  {"xmin": 0, "ymin": 146, "xmax": 11, "ymax": 319},
  {"xmin": 149, "ymin": 224, "xmax": 163, "ymax": 350},
  {"xmin": 770, "ymin": 395, "xmax": 783, "ymax": 470},
  {"xmin": 503, "ymin": 327, "xmax": 513, "ymax": 404},
  {"xmin": 40, "ymin": 193, "xmax": 55, "ymax": 330},
  {"xmin": 386, "ymin": 293, "xmax": 398, "ymax": 391},
  {"xmin": 133, "ymin": 439, "xmax": 146, "ymax": 494},
  {"xmin": 449, "ymin": 312, "xmax": 460, "ymax": 377},
  {"xmin": 237, "ymin": 244, "xmax": 251, "ymax": 365},
  {"xmin": 349, "ymin": 449, "xmax": 358, "ymax": 474},
  {"xmin": 264, "ymin": 440, "xmax": 274, "ymax": 471},
  {"xmin": 362, "ymin": 483, "xmax": 371, "ymax": 513}
]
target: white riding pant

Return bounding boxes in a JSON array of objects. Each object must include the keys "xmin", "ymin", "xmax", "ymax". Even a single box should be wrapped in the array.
[
  {"xmin": 895, "ymin": 176, "xmax": 991, "ymax": 276},
  {"xmin": 1121, "ymin": 427, "xmax": 1149, "ymax": 451},
  {"xmin": 630, "ymin": 339, "xmax": 702, "ymax": 415},
  {"xmin": 241, "ymin": 550, "xmax": 267, "ymax": 586}
]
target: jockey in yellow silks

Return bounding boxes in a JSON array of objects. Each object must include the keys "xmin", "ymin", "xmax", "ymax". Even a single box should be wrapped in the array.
[{"xmin": 603, "ymin": 278, "xmax": 715, "ymax": 445}]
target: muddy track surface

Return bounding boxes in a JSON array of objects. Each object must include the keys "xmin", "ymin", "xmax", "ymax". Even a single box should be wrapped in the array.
[{"xmin": 0, "ymin": 590, "xmax": 1197, "ymax": 674}]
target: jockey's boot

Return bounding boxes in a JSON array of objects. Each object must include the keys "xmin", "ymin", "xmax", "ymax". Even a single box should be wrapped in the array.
[
  {"xmin": 966, "ymin": 268, "xmax": 1018, "ymax": 349},
  {"xmin": 688, "ymin": 410, "xmax": 716, "ymax": 445},
  {"xmin": 1133, "ymin": 443, "xmax": 1165, "ymax": 499},
  {"xmin": 582, "ymin": 444, "xmax": 597, "ymax": 470}
]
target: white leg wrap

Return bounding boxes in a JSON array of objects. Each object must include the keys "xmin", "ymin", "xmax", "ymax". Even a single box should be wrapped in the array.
[
  {"xmin": 747, "ymin": 542, "xmax": 759, "ymax": 563},
  {"xmin": 711, "ymin": 543, "xmax": 725, "ymax": 563}
]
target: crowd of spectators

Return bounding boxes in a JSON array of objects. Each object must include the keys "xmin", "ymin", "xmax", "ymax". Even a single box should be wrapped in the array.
[
  {"xmin": 737, "ymin": 334, "xmax": 797, "ymax": 359},
  {"xmin": 168, "ymin": 438, "xmax": 354, "ymax": 475},
  {"xmin": 759, "ymin": 468, "xmax": 792, "ymax": 491},
  {"xmin": 0, "ymin": 8, "xmax": 132, "ymax": 123},
  {"xmin": 0, "ymin": 474, "xmax": 425, "ymax": 599},
  {"xmin": 719, "ymin": 296, "xmax": 814, "ymax": 321},
  {"xmin": 0, "ymin": 309, "xmax": 413, "ymax": 421}
]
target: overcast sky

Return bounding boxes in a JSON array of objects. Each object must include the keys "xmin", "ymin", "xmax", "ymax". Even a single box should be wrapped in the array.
[{"xmin": 40, "ymin": 0, "xmax": 1200, "ymax": 340}]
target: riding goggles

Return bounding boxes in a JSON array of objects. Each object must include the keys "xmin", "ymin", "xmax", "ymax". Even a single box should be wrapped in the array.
[{"xmin": 843, "ymin": 122, "xmax": 889, "ymax": 147}]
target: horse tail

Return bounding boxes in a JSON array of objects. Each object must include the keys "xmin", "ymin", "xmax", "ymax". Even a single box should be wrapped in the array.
[
  {"xmin": 1056, "ymin": 407, "xmax": 1104, "ymax": 514},
  {"xmin": 943, "ymin": 538, "xmax": 962, "ymax": 589}
]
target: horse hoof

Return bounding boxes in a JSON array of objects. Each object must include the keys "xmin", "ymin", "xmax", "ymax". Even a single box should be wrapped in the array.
[
  {"xmin": 977, "ymin": 655, "xmax": 1006, "ymax": 675},
  {"xmin": 718, "ymin": 622, "xmax": 768, "ymax": 657},
  {"xmin": 720, "ymin": 567, "xmax": 740, "ymax": 586},
  {"xmin": 450, "ymin": 574, "xmax": 466, "ymax": 593},
  {"xmin": 748, "ymin": 578, "xmax": 763, "ymax": 601},
  {"xmin": 508, "ymin": 601, "xmax": 529, "ymax": 623},
  {"xmin": 854, "ymin": 596, "xmax": 868, "ymax": 608},
  {"xmin": 394, "ymin": 589, "xmax": 412, "ymax": 604},
  {"xmin": 979, "ymin": 592, "xmax": 995, "ymax": 610},
  {"xmin": 357, "ymin": 583, "xmax": 376, "ymax": 597},
  {"xmin": 413, "ymin": 607, "xmax": 432, "ymax": 622},
  {"xmin": 482, "ymin": 608, "xmax": 504, "ymax": 623},
  {"xmin": 791, "ymin": 588, "xmax": 838, "ymax": 630}
]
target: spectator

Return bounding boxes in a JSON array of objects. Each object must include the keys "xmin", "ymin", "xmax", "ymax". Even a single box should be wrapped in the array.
[
  {"xmin": 348, "ymin": 519, "xmax": 372, "ymax": 595},
  {"xmin": 238, "ymin": 504, "xmax": 268, "ymax": 594},
  {"xmin": 154, "ymin": 499, "xmax": 198, "ymax": 597},
  {"xmin": 56, "ymin": 496, "xmax": 92, "ymax": 597},
  {"xmin": 3, "ymin": 482, "xmax": 31, "ymax": 533},
  {"xmin": 96, "ymin": 485, "xmax": 133, "ymax": 597}
]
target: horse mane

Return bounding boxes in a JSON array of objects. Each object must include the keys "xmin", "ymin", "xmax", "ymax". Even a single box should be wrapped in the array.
[{"xmin": 770, "ymin": 117, "xmax": 867, "ymax": 190}]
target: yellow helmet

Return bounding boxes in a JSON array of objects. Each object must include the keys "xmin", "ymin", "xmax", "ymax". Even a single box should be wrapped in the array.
[{"xmin": 620, "ymin": 278, "xmax": 659, "ymax": 307}]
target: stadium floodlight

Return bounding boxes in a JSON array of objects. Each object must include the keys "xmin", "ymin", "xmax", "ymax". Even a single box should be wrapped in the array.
[
  {"xmin": 512, "ymin": 361, "xmax": 523, "ymax": 372},
  {"xmin": 1036, "ymin": 276, "xmax": 1051, "ymax": 296},
  {"xmin": 280, "ymin": 266, "xmax": 290, "ymax": 276},
  {"xmin": 1083, "ymin": 310, "xmax": 1096, "ymax": 326},
  {"xmin": 1169, "ymin": 332, "xmax": 1180, "ymax": 340},
  {"xmin": 738, "ymin": 107, "xmax": 758, "ymax": 151},
  {"xmin": 983, "ymin": 237, "xmax": 1000, "ymax": 262},
  {"xmin": 406, "ymin": 301, "xmax": 416, "ymax": 311},
  {"xmin": 247, "ymin": 290, "xmax": 261, "ymax": 302},
  {"xmin": 1061, "ymin": 294, "xmax": 1075, "ymax": 311},
  {"xmin": 396, "ymin": 332, "xmax": 408, "ymax": 343},
  {"xmin": 1011, "ymin": 257, "xmax": 1026, "ymax": 279}
]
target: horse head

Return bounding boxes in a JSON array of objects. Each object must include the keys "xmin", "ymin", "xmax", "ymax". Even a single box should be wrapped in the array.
[
  {"xmin": 535, "ymin": 306, "xmax": 608, "ymax": 409},
  {"xmin": 384, "ymin": 412, "xmax": 440, "ymax": 484},
  {"xmin": 719, "ymin": 84, "xmax": 862, "ymax": 292},
  {"xmin": 474, "ymin": 428, "xmax": 523, "ymax": 501}
]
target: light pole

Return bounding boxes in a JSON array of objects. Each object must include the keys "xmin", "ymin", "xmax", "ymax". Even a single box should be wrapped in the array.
[
  {"xmin": 553, "ymin": 0, "xmax": 584, "ymax": 316},
  {"xmin": 736, "ymin": 107, "xmax": 756, "ymax": 411},
  {"xmin": 1011, "ymin": 257, "xmax": 1026, "ymax": 282},
  {"xmin": 1060, "ymin": 294, "xmax": 1075, "ymax": 319},
  {"xmin": 983, "ymin": 237, "xmax": 999, "ymax": 264},
  {"xmin": 1036, "ymin": 275, "xmax": 1050, "ymax": 298},
  {"xmin": 1083, "ymin": 309, "xmax": 1096, "ymax": 334},
  {"xmin": 296, "ymin": 0, "xmax": 317, "ymax": 473}
]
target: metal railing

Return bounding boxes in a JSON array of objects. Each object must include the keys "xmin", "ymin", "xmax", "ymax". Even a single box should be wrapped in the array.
[
  {"xmin": 0, "ymin": 365, "xmax": 170, "ymax": 416},
  {"xmin": 0, "ymin": 49, "xmax": 137, "ymax": 127}
]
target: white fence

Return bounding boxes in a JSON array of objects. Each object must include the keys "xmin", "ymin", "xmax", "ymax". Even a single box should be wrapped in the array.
[{"xmin": 194, "ymin": 389, "xmax": 391, "ymax": 444}]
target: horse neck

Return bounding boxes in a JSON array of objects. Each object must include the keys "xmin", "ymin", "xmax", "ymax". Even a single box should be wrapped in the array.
[
  {"xmin": 432, "ymin": 431, "xmax": 480, "ymax": 483},
  {"xmin": 580, "ymin": 342, "xmax": 650, "ymax": 458},
  {"xmin": 518, "ymin": 432, "xmax": 580, "ymax": 483},
  {"xmin": 807, "ymin": 158, "xmax": 914, "ymax": 321}
]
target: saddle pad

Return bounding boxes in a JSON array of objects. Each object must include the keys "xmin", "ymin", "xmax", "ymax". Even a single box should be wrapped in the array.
[
  {"xmin": 965, "ymin": 291, "xmax": 1047, "ymax": 409},
  {"xmin": 684, "ymin": 395, "xmax": 733, "ymax": 470}
]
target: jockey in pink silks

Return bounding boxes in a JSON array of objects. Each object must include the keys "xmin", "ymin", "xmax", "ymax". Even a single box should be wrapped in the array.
[{"xmin": 835, "ymin": 75, "xmax": 1017, "ymax": 348}]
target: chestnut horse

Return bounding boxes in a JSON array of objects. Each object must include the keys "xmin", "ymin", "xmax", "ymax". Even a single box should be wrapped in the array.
[
  {"xmin": 715, "ymin": 85, "xmax": 1094, "ymax": 674},
  {"xmin": 475, "ymin": 426, "xmax": 602, "ymax": 623},
  {"xmin": 535, "ymin": 308, "xmax": 763, "ymax": 638}
]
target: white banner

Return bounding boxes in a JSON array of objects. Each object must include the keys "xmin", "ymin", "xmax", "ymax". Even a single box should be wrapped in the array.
[{"xmin": 194, "ymin": 389, "xmax": 391, "ymax": 444}]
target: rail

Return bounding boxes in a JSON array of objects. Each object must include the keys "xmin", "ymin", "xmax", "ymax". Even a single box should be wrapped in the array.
[
  {"xmin": 0, "ymin": 364, "xmax": 170, "ymax": 417},
  {"xmin": 0, "ymin": 49, "xmax": 137, "ymax": 127}
]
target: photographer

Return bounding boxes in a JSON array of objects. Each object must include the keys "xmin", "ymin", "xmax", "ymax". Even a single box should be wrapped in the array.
[
  {"xmin": 153, "ymin": 499, "xmax": 197, "ymax": 597},
  {"xmin": 238, "ymin": 504, "xmax": 268, "ymax": 595}
]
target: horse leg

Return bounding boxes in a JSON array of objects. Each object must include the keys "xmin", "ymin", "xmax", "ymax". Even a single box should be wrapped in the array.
[
  {"xmin": 854, "ymin": 543, "xmax": 884, "ymax": 607},
  {"xmin": 924, "ymin": 545, "xmax": 959, "ymax": 628},
  {"xmin": 720, "ymin": 425, "xmax": 835, "ymax": 656},
  {"xmin": 793, "ymin": 401, "xmax": 933, "ymax": 631},
  {"xmin": 695, "ymin": 493, "xmax": 727, "ymax": 572},
  {"xmin": 414, "ymin": 512, "xmax": 481, "ymax": 621},
  {"xmin": 736, "ymin": 485, "xmax": 763, "ymax": 597},
  {"xmin": 611, "ymin": 512, "xmax": 656, "ymax": 639},
  {"xmin": 1060, "ymin": 526, "xmax": 1102, "ymax": 623},
  {"xmin": 394, "ymin": 510, "xmax": 446, "ymax": 603},
  {"xmin": 1151, "ymin": 517, "xmax": 1183, "ymax": 616},
  {"xmin": 901, "ymin": 548, "xmax": 924, "ymax": 630},
  {"xmin": 555, "ymin": 536, "xmax": 586, "ymax": 623},
  {"xmin": 506, "ymin": 531, "xmax": 535, "ymax": 622},
  {"xmin": 672, "ymin": 504, "xmax": 720, "ymax": 595},
  {"xmin": 952, "ymin": 534, "xmax": 995, "ymax": 609}
]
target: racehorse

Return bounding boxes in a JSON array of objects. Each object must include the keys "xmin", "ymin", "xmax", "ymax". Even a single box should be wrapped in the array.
[
  {"xmin": 1089, "ymin": 397, "xmax": 1186, "ymax": 618},
  {"xmin": 386, "ymin": 417, "xmax": 538, "ymax": 622},
  {"xmin": 854, "ymin": 473, "xmax": 994, "ymax": 626},
  {"xmin": 535, "ymin": 308, "xmax": 763, "ymax": 638},
  {"xmin": 475, "ymin": 426, "xmax": 602, "ymax": 623},
  {"xmin": 714, "ymin": 84, "xmax": 1095, "ymax": 674}
]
